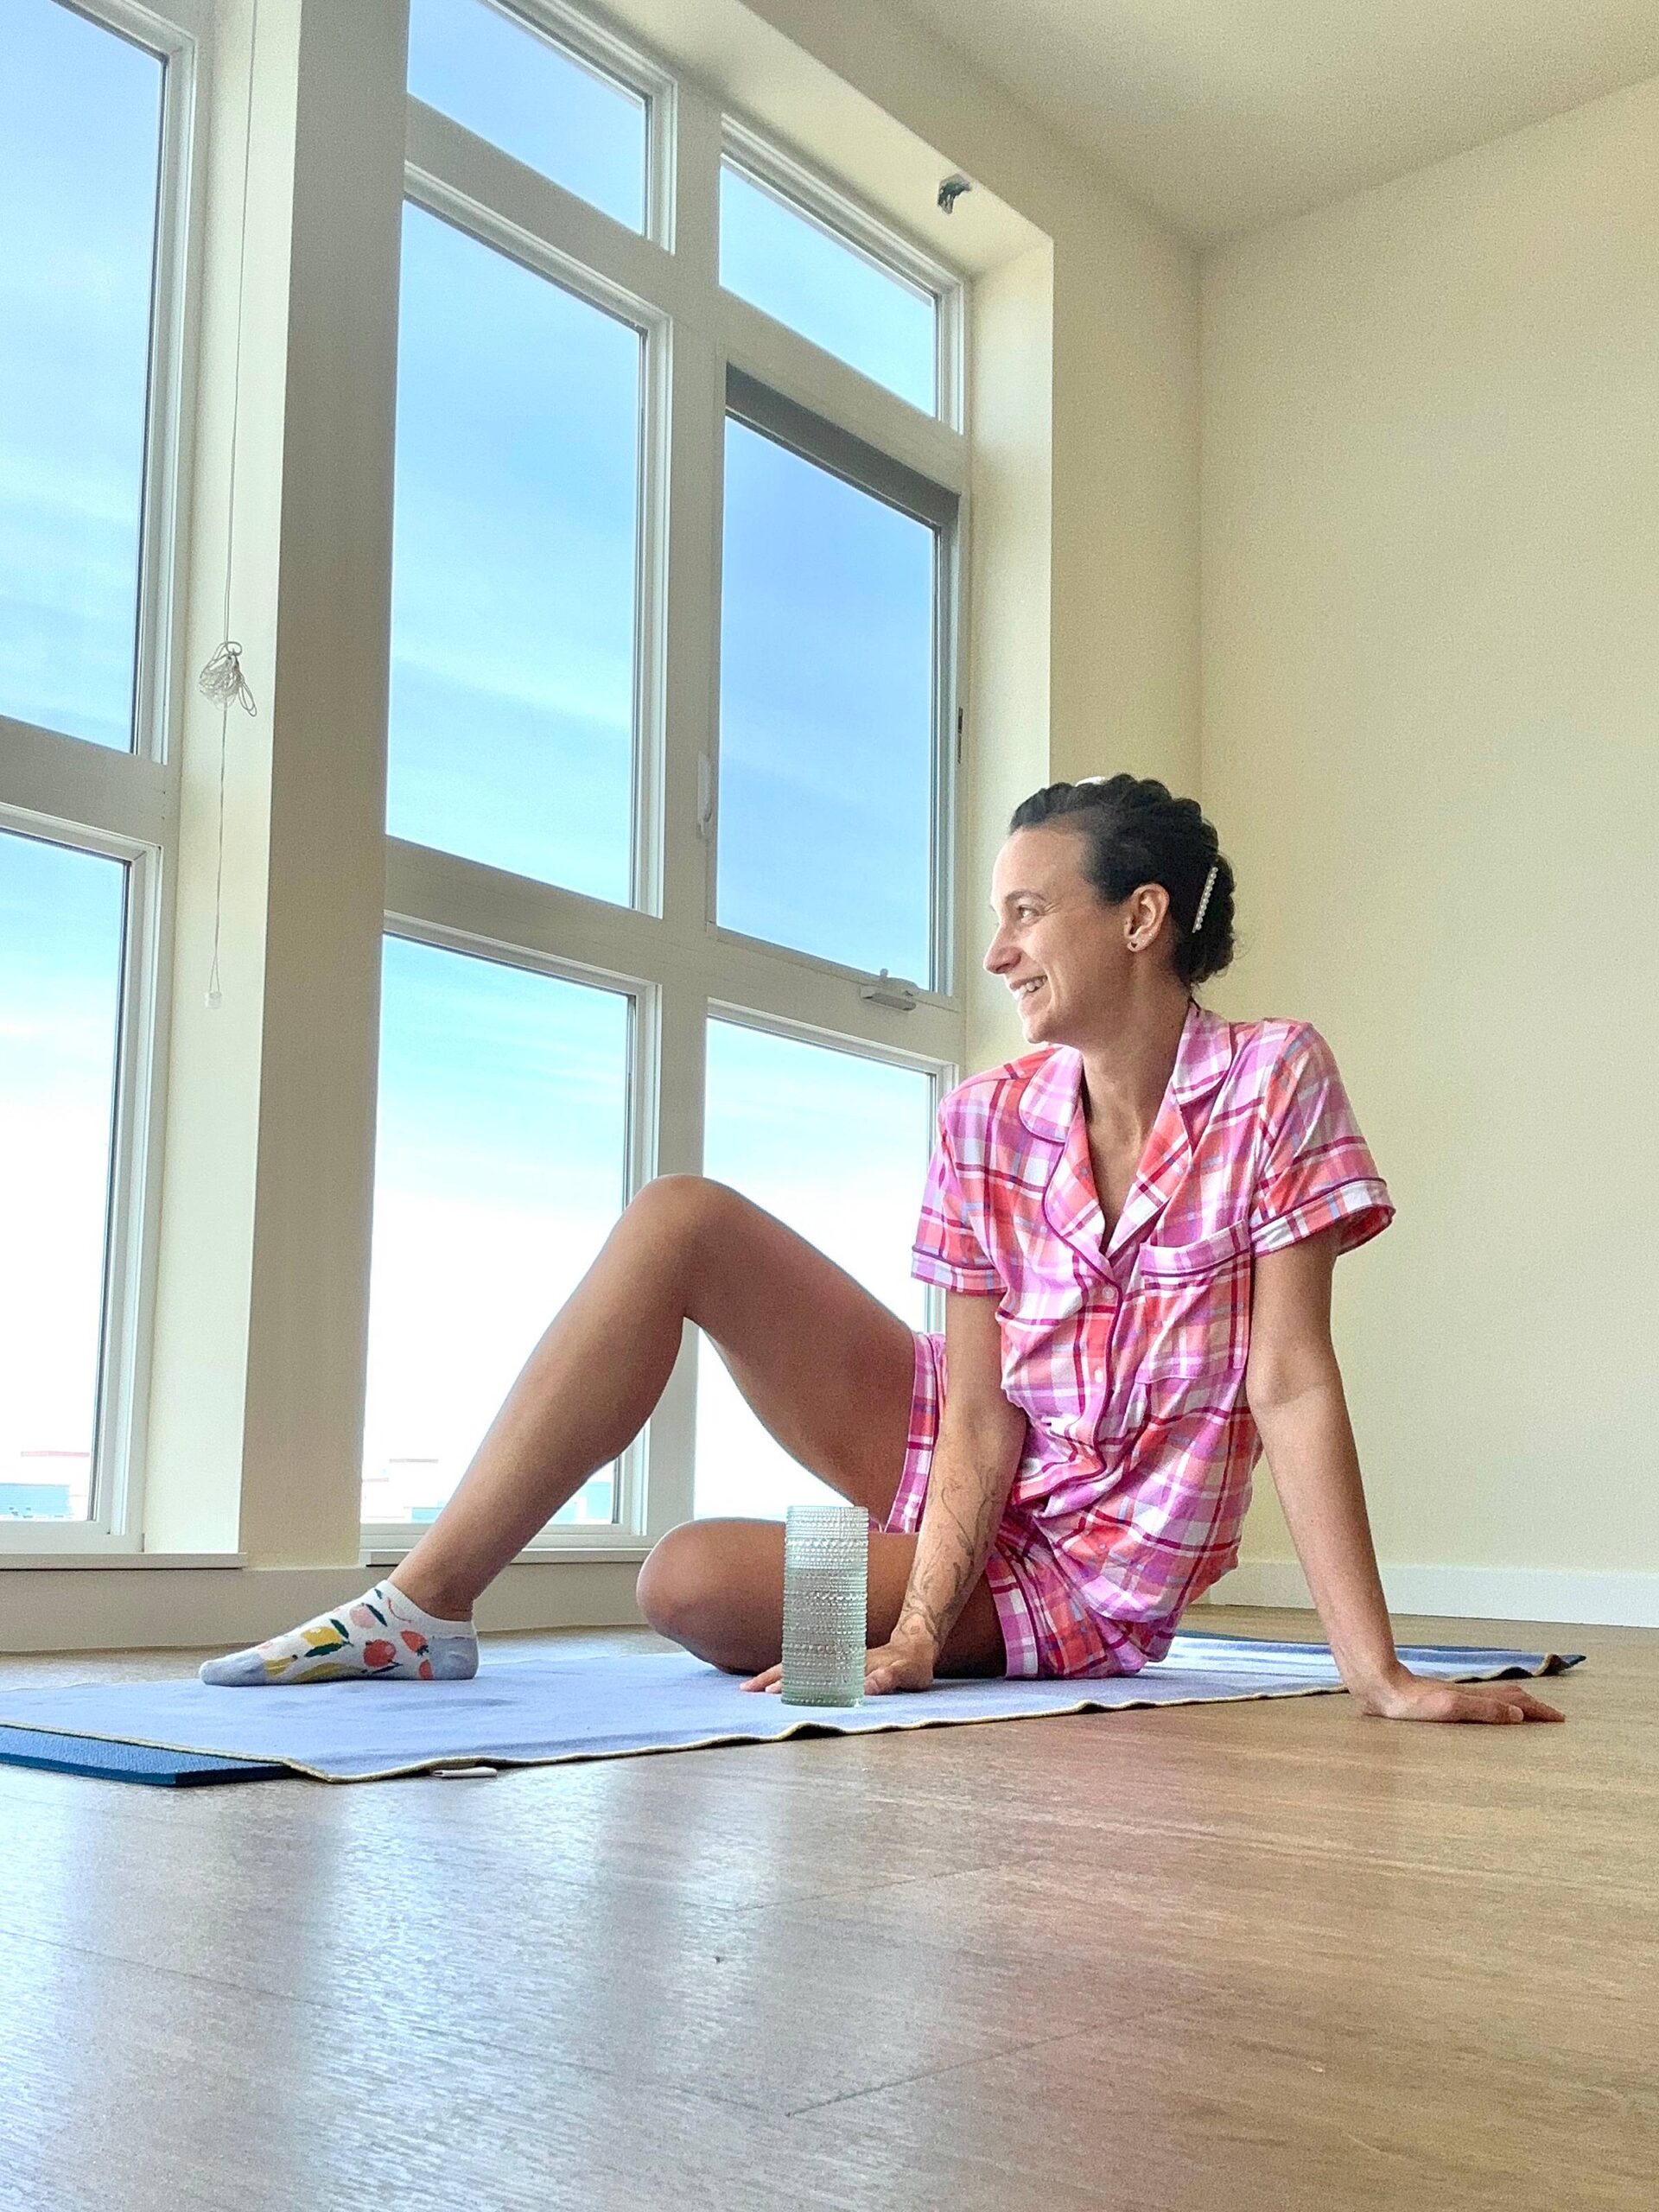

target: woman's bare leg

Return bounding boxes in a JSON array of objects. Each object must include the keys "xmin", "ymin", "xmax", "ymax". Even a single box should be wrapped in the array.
[
  {"xmin": 634, "ymin": 1521, "xmax": 1005, "ymax": 1679},
  {"xmin": 391, "ymin": 1176, "xmax": 1004, "ymax": 1675}
]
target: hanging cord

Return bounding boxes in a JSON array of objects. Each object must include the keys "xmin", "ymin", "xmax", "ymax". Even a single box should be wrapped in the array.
[{"xmin": 197, "ymin": 0, "xmax": 261, "ymax": 1009}]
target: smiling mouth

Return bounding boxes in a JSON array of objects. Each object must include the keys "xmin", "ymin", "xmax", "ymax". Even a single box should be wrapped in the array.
[{"xmin": 1013, "ymin": 976, "xmax": 1046, "ymax": 1001}]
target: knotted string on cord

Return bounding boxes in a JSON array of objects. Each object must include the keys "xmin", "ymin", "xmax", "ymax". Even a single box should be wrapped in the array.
[{"xmin": 198, "ymin": 0, "xmax": 260, "ymax": 1009}]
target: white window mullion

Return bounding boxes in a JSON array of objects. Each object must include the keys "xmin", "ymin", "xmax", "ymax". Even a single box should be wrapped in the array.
[
  {"xmin": 0, "ymin": 718, "xmax": 170, "ymax": 849},
  {"xmin": 228, "ymin": 0, "xmax": 408, "ymax": 1570},
  {"xmin": 632, "ymin": 977, "xmax": 707, "ymax": 1542},
  {"xmin": 386, "ymin": 837, "xmax": 967, "ymax": 1065},
  {"xmin": 718, "ymin": 293, "xmax": 967, "ymax": 494},
  {"xmin": 405, "ymin": 99, "xmax": 692, "ymax": 327},
  {"xmin": 658, "ymin": 81, "xmax": 722, "ymax": 949}
]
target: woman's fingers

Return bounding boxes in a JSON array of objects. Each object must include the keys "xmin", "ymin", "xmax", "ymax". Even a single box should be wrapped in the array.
[
  {"xmin": 745, "ymin": 1660, "xmax": 906, "ymax": 1694},
  {"xmin": 1493, "ymin": 1687, "xmax": 1566, "ymax": 1721},
  {"xmin": 1521, "ymin": 1688, "xmax": 1567, "ymax": 1719},
  {"xmin": 1450, "ymin": 1684, "xmax": 1566, "ymax": 1723}
]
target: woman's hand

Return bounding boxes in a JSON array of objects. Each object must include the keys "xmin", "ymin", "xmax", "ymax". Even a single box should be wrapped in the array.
[
  {"xmin": 741, "ymin": 1629, "xmax": 940, "ymax": 1698},
  {"xmin": 1355, "ymin": 1666, "xmax": 1566, "ymax": 1724}
]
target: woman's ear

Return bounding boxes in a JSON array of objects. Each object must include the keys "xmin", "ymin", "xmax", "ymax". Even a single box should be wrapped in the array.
[{"xmin": 1132, "ymin": 885, "xmax": 1171, "ymax": 938}]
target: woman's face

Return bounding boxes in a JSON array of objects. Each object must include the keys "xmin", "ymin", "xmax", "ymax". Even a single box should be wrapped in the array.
[{"xmin": 984, "ymin": 825, "xmax": 1166, "ymax": 1047}]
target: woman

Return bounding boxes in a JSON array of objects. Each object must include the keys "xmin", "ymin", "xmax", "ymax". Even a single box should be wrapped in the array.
[{"xmin": 203, "ymin": 775, "xmax": 1562, "ymax": 1723}]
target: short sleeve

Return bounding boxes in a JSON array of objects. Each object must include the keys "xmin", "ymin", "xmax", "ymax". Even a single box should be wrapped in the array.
[
  {"xmin": 912, "ymin": 1107, "xmax": 1003, "ymax": 1295},
  {"xmin": 1249, "ymin": 1027, "xmax": 1395, "ymax": 1259}
]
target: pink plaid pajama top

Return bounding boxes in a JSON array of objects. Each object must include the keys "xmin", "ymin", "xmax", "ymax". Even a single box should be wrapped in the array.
[{"xmin": 885, "ymin": 998, "xmax": 1395, "ymax": 1677}]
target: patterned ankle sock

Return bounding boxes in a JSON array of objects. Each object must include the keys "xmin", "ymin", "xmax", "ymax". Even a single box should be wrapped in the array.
[{"xmin": 198, "ymin": 1579, "xmax": 479, "ymax": 1687}]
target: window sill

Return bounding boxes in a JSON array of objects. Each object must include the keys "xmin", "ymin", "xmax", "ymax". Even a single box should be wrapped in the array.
[
  {"xmin": 362, "ymin": 1543, "xmax": 652, "ymax": 1568},
  {"xmin": 0, "ymin": 1552, "xmax": 248, "ymax": 1571}
]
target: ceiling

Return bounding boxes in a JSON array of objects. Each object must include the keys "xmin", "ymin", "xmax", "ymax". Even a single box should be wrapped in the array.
[{"xmin": 888, "ymin": 0, "xmax": 1659, "ymax": 245}]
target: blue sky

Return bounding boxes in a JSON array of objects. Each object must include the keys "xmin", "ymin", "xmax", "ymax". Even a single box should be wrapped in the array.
[
  {"xmin": 719, "ymin": 418, "xmax": 935, "ymax": 981},
  {"xmin": 388, "ymin": 200, "xmax": 640, "ymax": 904},
  {"xmin": 5, "ymin": 0, "xmax": 947, "ymax": 1527},
  {"xmin": 0, "ymin": 0, "xmax": 159, "ymax": 751},
  {"xmin": 720, "ymin": 164, "xmax": 937, "ymax": 414}
]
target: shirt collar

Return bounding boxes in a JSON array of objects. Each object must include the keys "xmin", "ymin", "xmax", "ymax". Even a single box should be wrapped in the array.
[{"xmin": 1016, "ymin": 997, "xmax": 1235, "ymax": 1146}]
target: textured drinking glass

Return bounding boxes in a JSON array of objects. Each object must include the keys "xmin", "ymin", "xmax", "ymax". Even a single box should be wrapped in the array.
[{"xmin": 781, "ymin": 1503, "xmax": 868, "ymax": 1707}]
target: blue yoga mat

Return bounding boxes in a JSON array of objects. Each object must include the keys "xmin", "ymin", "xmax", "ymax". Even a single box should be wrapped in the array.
[
  {"xmin": 0, "ymin": 1726, "xmax": 289, "ymax": 1788},
  {"xmin": 0, "ymin": 1634, "xmax": 1581, "ymax": 1788}
]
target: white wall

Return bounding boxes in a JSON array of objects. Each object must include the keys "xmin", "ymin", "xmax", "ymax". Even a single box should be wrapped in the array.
[{"xmin": 1201, "ymin": 77, "xmax": 1659, "ymax": 1625}]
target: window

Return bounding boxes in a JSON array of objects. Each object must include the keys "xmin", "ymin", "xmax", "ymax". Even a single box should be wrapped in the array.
[
  {"xmin": 0, "ymin": 0, "xmax": 165, "ymax": 750},
  {"xmin": 3, "ymin": 0, "xmax": 970, "ymax": 1565},
  {"xmin": 717, "ymin": 404, "xmax": 946, "ymax": 982},
  {"xmin": 388, "ymin": 203, "xmax": 645, "ymax": 903},
  {"xmin": 721, "ymin": 156, "xmax": 938, "ymax": 415},
  {"xmin": 0, "ymin": 832, "xmax": 126, "ymax": 1522},
  {"xmin": 362, "ymin": 938, "xmax": 630, "ymax": 1534},
  {"xmin": 696, "ymin": 1020, "xmax": 934, "ymax": 1519},
  {"xmin": 0, "ymin": 0, "xmax": 188, "ymax": 1553}
]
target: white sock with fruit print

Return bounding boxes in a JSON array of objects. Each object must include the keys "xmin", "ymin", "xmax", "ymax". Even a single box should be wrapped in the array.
[{"xmin": 198, "ymin": 1579, "xmax": 478, "ymax": 1687}]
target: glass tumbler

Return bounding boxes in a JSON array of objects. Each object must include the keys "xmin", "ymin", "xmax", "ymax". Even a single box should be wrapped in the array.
[{"xmin": 781, "ymin": 1502, "xmax": 868, "ymax": 1707}]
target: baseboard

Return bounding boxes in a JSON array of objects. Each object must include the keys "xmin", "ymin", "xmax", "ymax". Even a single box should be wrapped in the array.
[
  {"xmin": 0, "ymin": 1559, "xmax": 646, "ymax": 1656},
  {"xmin": 1199, "ymin": 1559, "xmax": 1659, "ymax": 1630}
]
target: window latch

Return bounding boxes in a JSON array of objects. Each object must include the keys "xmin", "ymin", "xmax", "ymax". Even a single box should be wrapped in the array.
[
  {"xmin": 859, "ymin": 969, "xmax": 920, "ymax": 1012},
  {"xmin": 696, "ymin": 754, "xmax": 715, "ymax": 841}
]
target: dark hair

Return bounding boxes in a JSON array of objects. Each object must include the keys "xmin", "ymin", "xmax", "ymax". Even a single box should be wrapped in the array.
[{"xmin": 1007, "ymin": 774, "xmax": 1236, "ymax": 989}]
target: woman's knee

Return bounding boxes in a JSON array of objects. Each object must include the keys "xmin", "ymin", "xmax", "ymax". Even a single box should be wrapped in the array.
[
  {"xmin": 635, "ymin": 1522, "xmax": 772, "ymax": 1669},
  {"xmin": 622, "ymin": 1175, "xmax": 747, "ymax": 1272},
  {"xmin": 636, "ymin": 1522, "xmax": 722, "ymax": 1641}
]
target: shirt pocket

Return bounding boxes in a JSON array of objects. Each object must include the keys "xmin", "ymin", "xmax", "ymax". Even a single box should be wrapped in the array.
[{"xmin": 1132, "ymin": 1217, "xmax": 1253, "ymax": 1382}]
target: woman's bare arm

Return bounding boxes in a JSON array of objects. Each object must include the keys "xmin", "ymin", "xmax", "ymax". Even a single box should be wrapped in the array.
[
  {"xmin": 1249, "ymin": 1228, "xmax": 1564, "ymax": 1723},
  {"xmin": 888, "ymin": 1291, "xmax": 1027, "ymax": 1661}
]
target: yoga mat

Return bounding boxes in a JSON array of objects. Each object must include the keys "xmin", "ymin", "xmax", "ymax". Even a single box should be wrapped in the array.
[
  {"xmin": 0, "ymin": 1726, "xmax": 287, "ymax": 1788},
  {"xmin": 0, "ymin": 1634, "xmax": 1582, "ymax": 1788}
]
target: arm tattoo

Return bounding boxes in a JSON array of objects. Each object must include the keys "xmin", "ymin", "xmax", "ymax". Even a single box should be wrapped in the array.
[{"xmin": 894, "ymin": 1446, "xmax": 1007, "ymax": 1649}]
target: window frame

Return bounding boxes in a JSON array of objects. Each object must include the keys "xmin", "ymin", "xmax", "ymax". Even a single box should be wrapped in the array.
[{"xmin": 0, "ymin": 0, "xmax": 208, "ymax": 1555}]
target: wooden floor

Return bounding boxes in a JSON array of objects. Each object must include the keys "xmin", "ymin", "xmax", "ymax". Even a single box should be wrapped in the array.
[{"xmin": 0, "ymin": 1605, "xmax": 1652, "ymax": 2212}]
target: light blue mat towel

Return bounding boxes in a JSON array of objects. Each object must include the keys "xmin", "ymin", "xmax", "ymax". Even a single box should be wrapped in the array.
[{"xmin": 0, "ymin": 1634, "xmax": 1581, "ymax": 1785}]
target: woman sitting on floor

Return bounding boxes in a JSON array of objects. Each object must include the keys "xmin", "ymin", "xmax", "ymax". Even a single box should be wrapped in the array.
[{"xmin": 201, "ymin": 773, "xmax": 1562, "ymax": 1724}]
